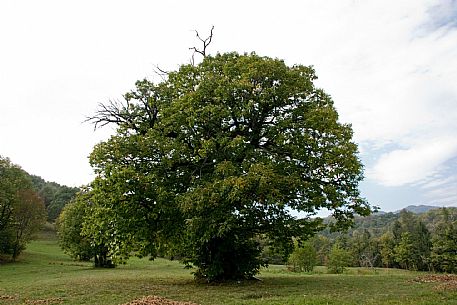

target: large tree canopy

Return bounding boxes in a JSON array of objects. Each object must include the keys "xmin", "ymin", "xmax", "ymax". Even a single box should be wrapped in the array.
[{"xmin": 87, "ymin": 52, "xmax": 371, "ymax": 281}]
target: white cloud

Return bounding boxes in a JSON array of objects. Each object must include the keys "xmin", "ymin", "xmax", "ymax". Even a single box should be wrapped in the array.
[
  {"xmin": 333, "ymin": 18, "xmax": 457, "ymax": 145},
  {"xmin": 325, "ymin": 1, "xmax": 457, "ymax": 192},
  {"xmin": 422, "ymin": 0, "xmax": 457, "ymax": 31},
  {"xmin": 420, "ymin": 175, "xmax": 457, "ymax": 189},
  {"xmin": 424, "ymin": 183, "xmax": 457, "ymax": 205},
  {"xmin": 368, "ymin": 137, "xmax": 457, "ymax": 186}
]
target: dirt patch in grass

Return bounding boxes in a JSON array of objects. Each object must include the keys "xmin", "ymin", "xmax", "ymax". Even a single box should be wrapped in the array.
[
  {"xmin": 413, "ymin": 274, "xmax": 457, "ymax": 291},
  {"xmin": 120, "ymin": 296, "xmax": 199, "ymax": 305},
  {"xmin": 24, "ymin": 297, "xmax": 63, "ymax": 304},
  {"xmin": 0, "ymin": 294, "xmax": 18, "ymax": 301},
  {"xmin": 240, "ymin": 292, "xmax": 277, "ymax": 300}
]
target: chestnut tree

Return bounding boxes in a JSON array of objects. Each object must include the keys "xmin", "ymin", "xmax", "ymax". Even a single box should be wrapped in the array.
[{"xmin": 86, "ymin": 52, "xmax": 371, "ymax": 281}]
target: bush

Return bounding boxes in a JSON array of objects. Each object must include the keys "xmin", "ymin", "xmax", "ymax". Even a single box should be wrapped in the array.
[
  {"xmin": 56, "ymin": 199, "xmax": 94, "ymax": 261},
  {"xmin": 431, "ymin": 220, "xmax": 457, "ymax": 273},
  {"xmin": 287, "ymin": 242, "xmax": 317, "ymax": 272},
  {"xmin": 327, "ymin": 244, "xmax": 351, "ymax": 274}
]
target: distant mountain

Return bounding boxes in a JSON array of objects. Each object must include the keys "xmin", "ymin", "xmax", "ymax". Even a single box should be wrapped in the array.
[
  {"xmin": 318, "ymin": 206, "xmax": 457, "ymax": 240},
  {"xmin": 401, "ymin": 205, "xmax": 441, "ymax": 214},
  {"xmin": 366, "ymin": 205, "xmax": 439, "ymax": 216},
  {"xmin": 372, "ymin": 210, "xmax": 387, "ymax": 215}
]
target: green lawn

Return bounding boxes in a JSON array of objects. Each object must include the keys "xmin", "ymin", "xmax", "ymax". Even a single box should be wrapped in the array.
[{"xmin": 0, "ymin": 234, "xmax": 456, "ymax": 305}]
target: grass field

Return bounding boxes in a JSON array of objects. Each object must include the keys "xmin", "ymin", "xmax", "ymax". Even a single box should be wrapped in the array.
[{"xmin": 0, "ymin": 232, "xmax": 456, "ymax": 305}]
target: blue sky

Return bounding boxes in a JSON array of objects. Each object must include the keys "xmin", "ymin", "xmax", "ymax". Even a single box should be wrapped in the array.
[{"xmin": 0, "ymin": 0, "xmax": 456, "ymax": 212}]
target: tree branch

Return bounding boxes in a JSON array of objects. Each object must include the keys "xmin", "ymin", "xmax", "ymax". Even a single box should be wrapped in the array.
[
  {"xmin": 189, "ymin": 26, "xmax": 214, "ymax": 65},
  {"xmin": 85, "ymin": 99, "xmax": 141, "ymax": 132},
  {"xmin": 153, "ymin": 65, "xmax": 169, "ymax": 81}
]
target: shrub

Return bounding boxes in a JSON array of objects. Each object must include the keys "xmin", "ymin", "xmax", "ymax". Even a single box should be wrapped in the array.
[
  {"xmin": 288, "ymin": 241, "xmax": 317, "ymax": 272},
  {"xmin": 327, "ymin": 244, "xmax": 351, "ymax": 274}
]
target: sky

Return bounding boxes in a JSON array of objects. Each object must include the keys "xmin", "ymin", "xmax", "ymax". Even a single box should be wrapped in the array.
[{"xmin": 1, "ymin": 0, "xmax": 456, "ymax": 212}]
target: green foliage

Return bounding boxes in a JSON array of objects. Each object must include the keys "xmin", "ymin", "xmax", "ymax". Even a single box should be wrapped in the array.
[
  {"xmin": 352, "ymin": 212, "xmax": 400, "ymax": 236},
  {"xmin": 56, "ymin": 195, "xmax": 94, "ymax": 261},
  {"xmin": 311, "ymin": 235, "xmax": 331, "ymax": 266},
  {"xmin": 9, "ymin": 190, "xmax": 47, "ymax": 260},
  {"xmin": 419, "ymin": 207, "xmax": 457, "ymax": 232},
  {"xmin": 81, "ymin": 173, "xmax": 178, "ymax": 266},
  {"xmin": 287, "ymin": 241, "xmax": 317, "ymax": 272},
  {"xmin": 394, "ymin": 232, "xmax": 418, "ymax": 270},
  {"xmin": 430, "ymin": 209, "xmax": 457, "ymax": 273},
  {"xmin": 259, "ymin": 236, "xmax": 286, "ymax": 265},
  {"xmin": 303, "ymin": 207, "xmax": 457, "ymax": 273},
  {"xmin": 30, "ymin": 175, "xmax": 79, "ymax": 222},
  {"xmin": 327, "ymin": 243, "xmax": 351, "ymax": 274},
  {"xmin": 349, "ymin": 229, "xmax": 380, "ymax": 268},
  {"xmin": 86, "ymin": 52, "xmax": 371, "ymax": 281},
  {"xmin": 0, "ymin": 157, "xmax": 29, "ymax": 232},
  {"xmin": 391, "ymin": 210, "xmax": 432, "ymax": 271},
  {"xmin": 57, "ymin": 189, "xmax": 116, "ymax": 268},
  {"xmin": 379, "ymin": 231, "xmax": 396, "ymax": 268},
  {"xmin": 0, "ymin": 225, "xmax": 15, "ymax": 259},
  {"xmin": 0, "ymin": 156, "xmax": 46, "ymax": 260}
]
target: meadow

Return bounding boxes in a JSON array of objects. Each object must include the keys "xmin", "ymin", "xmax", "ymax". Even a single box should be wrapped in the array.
[{"xmin": 0, "ymin": 231, "xmax": 456, "ymax": 305}]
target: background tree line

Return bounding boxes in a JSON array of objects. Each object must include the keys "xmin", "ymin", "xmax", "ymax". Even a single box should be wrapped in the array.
[
  {"xmin": 30, "ymin": 175, "xmax": 79, "ymax": 222},
  {"xmin": 286, "ymin": 207, "xmax": 457, "ymax": 274},
  {"xmin": 0, "ymin": 156, "xmax": 78, "ymax": 261}
]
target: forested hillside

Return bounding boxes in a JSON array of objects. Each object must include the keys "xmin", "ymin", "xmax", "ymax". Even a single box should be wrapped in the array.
[
  {"xmin": 323, "ymin": 206, "xmax": 457, "ymax": 238},
  {"xmin": 29, "ymin": 175, "xmax": 79, "ymax": 221},
  {"xmin": 286, "ymin": 207, "xmax": 457, "ymax": 273},
  {"xmin": 0, "ymin": 156, "xmax": 79, "ymax": 261},
  {"xmin": 372, "ymin": 206, "xmax": 455, "ymax": 233}
]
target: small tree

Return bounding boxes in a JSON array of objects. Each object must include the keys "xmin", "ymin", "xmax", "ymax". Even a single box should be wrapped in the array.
[
  {"xmin": 312, "ymin": 235, "xmax": 331, "ymax": 266},
  {"xmin": 0, "ymin": 157, "xmax": 30, "ymax": 233},
  {"xmin": 430, "ymin": 210, "xmax": 457, "ymax": 273},
  {"xmin": 0, "ymin": 157, "xmax": 46, "ymax": 260},
  {"xmin": 288, "ymin": 241, "xmax": 317, "ymax": 272},
  {"xmin": 349, "ymin": 229, "xmax": 379, "ymax": 267},
  {"xmin": 57, "ymin": 196, "xmax": 94, "ymax": 261},
  {"xmin": 394, "ymin": 232, "xmax": 417, "ymax": 270},
  {"xmin": 391, "ymin": 211, "xmax": 432, "ymax": 271},
  {"xmin": 379, "ymin": 232, "xmax": 396, "ymax": 268},
  {"xmin": 10, "ymin": 190, "xmax": 46, "ymax": 260},
  {"xmin": 327, "ymin": 244, "xmax": 351, "ymax": 274},
  {"xmin": 57, "ymin": 189, "xmax": 115, "ymax": 268}
]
